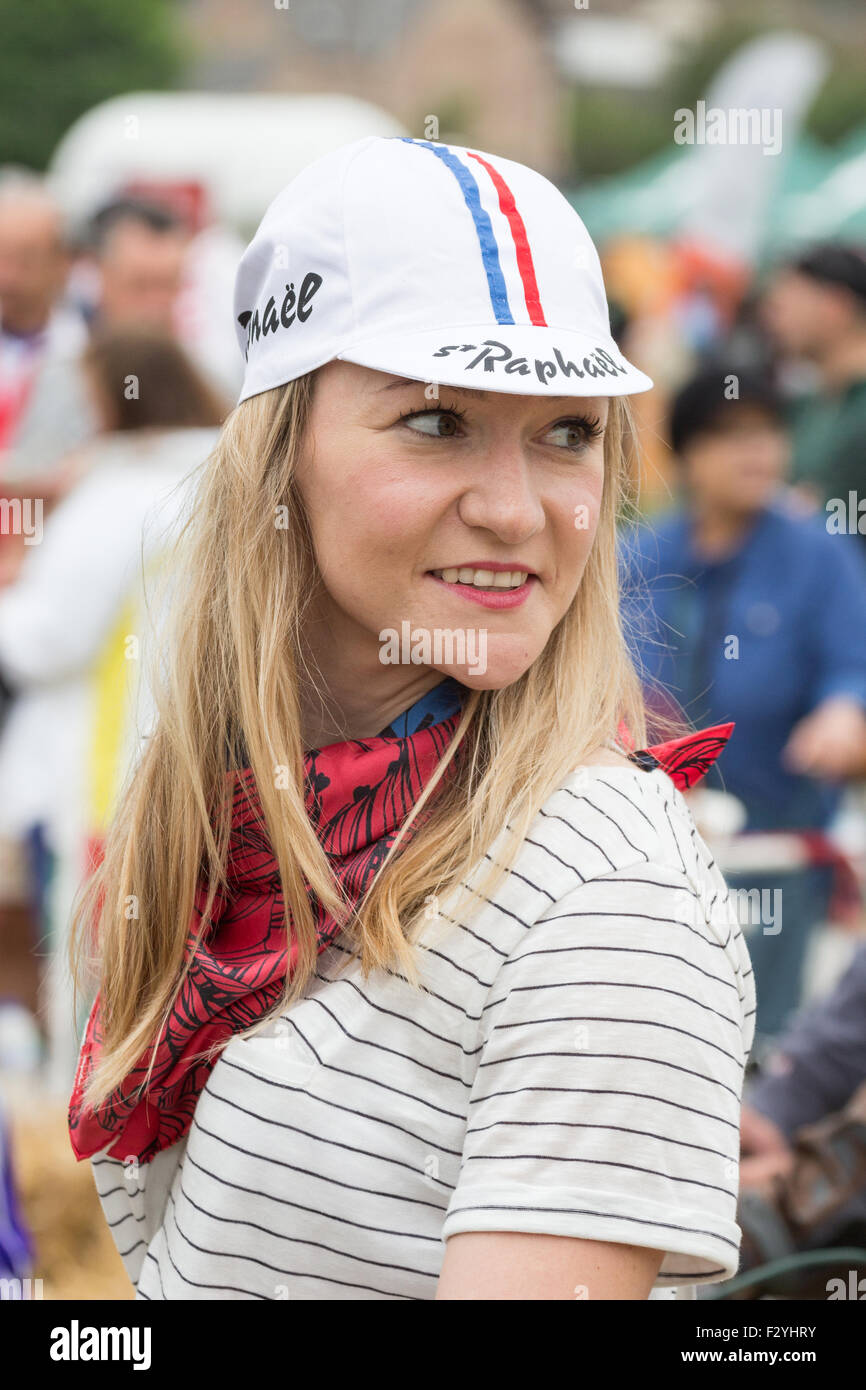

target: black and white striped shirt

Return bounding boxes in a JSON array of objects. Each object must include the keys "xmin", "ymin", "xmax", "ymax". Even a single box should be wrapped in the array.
[{"xmin": 91, "ymin": 761, "xmax": 756, "ymax": 1300}]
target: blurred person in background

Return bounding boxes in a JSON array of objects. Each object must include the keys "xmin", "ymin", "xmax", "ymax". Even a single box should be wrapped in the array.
[
  {"xmin": 0, "ymin": 170, "xmax": 87, "ymax": 476},
  {"xmin": 621, "ymin": 364, "xmax": 866, "ymax": 1052},
  {"xmin": 0, "ymin": 170, "xmax": 87, "ymax": 1063},
  {"xmin": 740, "ymin": 941, "xmax": 866, "ymax": 1188},
  {"xmin": 733, "ymin": 943, "xmax": 866, "ymax": 1293},
  {"xmin": 0, "ymin": 196, "xmax": 191, "ymax": 494},
  {"xmin": 84, "ymin": 197, "xmax": 189, "ymax": 334},
  {"xmin": 88, "ymin": 196, "xmax": 242, "ymax": 402},
  {"xmin": 761, "ymin": 243, "xmax": 866, "ymax": 529},
  {"xmin": 0, "ymin": 329, "xmax": 222, "ymax": 1078},
  {"xmin": 172, "ymin": 219, "xmax": 246, "ymax": 404}
]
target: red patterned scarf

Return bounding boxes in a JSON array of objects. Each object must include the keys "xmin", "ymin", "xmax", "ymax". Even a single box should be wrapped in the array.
[{"xmin": 68, "ymin": 692, "xmax": 732, "ymax": 1166}]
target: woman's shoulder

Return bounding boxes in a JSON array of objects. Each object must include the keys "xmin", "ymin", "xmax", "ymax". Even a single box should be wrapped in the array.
[
  {"xmin": 521, "ymin": 757, "xmax": 754, "ymax": 1017},
  {"xmin": 579, "ymin": 745, "xmax": 636, "ymax": 770},
  {"xmin": 521, "ymin": 750, "xmax": 666, "ymax": 884},
  {"xmin": 523, "ymin": 745, "xmax": 722, "ymax": 911}
]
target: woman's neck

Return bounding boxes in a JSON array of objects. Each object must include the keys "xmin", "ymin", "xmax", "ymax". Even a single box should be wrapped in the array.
[{"xmin": 297, "ymin": 633, "xmax": 447, "ymax": 748}]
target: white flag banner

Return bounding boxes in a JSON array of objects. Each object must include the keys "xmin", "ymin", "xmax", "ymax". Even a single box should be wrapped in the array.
[{"xmin": 677, "ymin": 31, "xmax": 830, "ymax": 265}]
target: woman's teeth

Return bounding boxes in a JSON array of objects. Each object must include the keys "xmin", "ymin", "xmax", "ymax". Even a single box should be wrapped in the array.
[{"xmin": 432, "ymin": 567, "xmax": 529, "ymax": 589}]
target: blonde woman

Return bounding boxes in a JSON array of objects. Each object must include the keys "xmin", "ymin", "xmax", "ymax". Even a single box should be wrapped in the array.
[{"xmin": 68, "ymin": 137, "xmax": 755, "ymax": 1301}]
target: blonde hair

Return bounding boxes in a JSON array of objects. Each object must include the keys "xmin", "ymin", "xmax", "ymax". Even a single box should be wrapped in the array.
[{"xmin": 71, "ymin": 371, "xmax": 675, "ymax": 1111}]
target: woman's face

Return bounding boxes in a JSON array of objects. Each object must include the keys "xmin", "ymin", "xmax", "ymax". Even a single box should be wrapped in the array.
[{"xmin": 293, "ymin": 360, "xmax": 608, "ymax": 691}]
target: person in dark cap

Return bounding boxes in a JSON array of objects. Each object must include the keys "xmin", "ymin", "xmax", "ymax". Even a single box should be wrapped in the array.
[
  {"xmin": 761, "ymin": 242, "xmax": 866, "ymax": 532},
  {"xmin": 621, "ymin": 362, "xmax": 866, "ymax": 1050}
]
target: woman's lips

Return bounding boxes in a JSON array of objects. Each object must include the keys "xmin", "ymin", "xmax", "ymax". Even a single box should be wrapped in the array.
[{"xmin": 426, "ymin": 571, "xmax": 536, "ymax": 609}]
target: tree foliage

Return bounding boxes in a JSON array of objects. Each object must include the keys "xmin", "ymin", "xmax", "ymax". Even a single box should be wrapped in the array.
[{"xmin": 0, "ymin": 0, "xmax": 185, "ymax": 171}]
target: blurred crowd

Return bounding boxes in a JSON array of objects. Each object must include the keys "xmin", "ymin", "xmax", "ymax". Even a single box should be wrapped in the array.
[{"xmin": 0, "ymin": 161, "xmax": 865, "ymax": 1296}]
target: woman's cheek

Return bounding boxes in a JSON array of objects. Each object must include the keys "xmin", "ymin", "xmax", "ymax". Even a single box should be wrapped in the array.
[
  {"xmin": 565, "ymin": 478, "xmax": 603, "ymax": 552},
  {"xmin": 317, "ymin": 500, "xmax": 415, "ymax": 618},
  {"xmin": 571, "ymin": 497, "xmax": 600, "ymax": 542},
  {"xmin": 315, "ymin": 487, "xmax": 397, "ymax": 565},
  {"xmin": 548, "ymin": 483, "xmax": 602, "ymax": 607}
]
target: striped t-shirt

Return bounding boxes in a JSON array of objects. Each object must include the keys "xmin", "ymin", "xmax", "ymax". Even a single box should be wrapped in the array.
[{"xmin": 91, "ymin": 760, "xmax": 757, "ymax": 1300}]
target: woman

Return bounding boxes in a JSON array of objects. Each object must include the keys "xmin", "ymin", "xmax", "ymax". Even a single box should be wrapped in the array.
[{"xmin": 68, "ymin": 137, "xmax": 755, "ymax": 1301}]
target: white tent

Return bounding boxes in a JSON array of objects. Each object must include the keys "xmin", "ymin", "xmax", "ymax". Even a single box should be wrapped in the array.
[{"xmin": 47, "ymin": 91, "xmax": 407, "ymax": 235}]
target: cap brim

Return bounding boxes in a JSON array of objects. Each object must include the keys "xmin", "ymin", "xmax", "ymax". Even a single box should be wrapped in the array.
[{"xmin": 337, "ymin": 322, "xmax": 652, "ymax": 397}]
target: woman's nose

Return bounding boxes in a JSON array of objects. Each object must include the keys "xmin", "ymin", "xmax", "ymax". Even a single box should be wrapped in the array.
[{"xmin": 456, "ymin": 446, "xmax": 546, "ymax": 543}]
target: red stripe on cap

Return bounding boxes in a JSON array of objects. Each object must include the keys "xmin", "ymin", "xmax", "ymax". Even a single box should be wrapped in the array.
[{"xmin": 466, "ymin": 151, "xmax": 547, "ymax": 327}]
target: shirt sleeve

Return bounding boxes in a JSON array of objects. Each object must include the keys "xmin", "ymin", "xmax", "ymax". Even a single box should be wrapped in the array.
[
  {"xmin": 442, "ymin": 863, "xmax": 753, "ymax": 1289},
  {"xmin": 90, "ymin": 1141, "xmax": 185, "ymax": 1294}
]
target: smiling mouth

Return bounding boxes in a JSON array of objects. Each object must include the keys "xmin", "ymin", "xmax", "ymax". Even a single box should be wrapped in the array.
[{"xmin": 429, "ymin": 567, "xmax": 530, "ymax": 591}]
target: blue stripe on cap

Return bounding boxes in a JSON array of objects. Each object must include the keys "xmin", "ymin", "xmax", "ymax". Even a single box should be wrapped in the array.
[{"xmin": 400, "ymin": 137, "xmax": 514, "ymax": 325}]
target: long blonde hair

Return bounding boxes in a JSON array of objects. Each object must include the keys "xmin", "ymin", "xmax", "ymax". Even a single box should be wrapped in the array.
[{"xmin": 71, "ymin": 371, "xmax": 674, "ymax": 1111}]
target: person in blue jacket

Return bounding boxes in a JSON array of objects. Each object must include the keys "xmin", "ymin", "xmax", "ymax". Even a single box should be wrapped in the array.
[{"xmin": 621, "ymin": 364, "xmax": 866, "ymax": 1049}]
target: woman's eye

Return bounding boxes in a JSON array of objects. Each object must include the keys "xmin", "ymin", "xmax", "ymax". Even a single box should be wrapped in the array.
[
  {"xmin": 401, "ymin": 410, "xmax": 462, "ymax": 438},
  {"xmin": 545, "ymin": 418, "xmax": 604, "ymax": 452}
]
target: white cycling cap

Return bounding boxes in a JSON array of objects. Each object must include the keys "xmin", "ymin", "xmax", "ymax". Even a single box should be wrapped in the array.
[{"xmin": 233, "ymin": 134, "xmax": 653, "ymax": 403}]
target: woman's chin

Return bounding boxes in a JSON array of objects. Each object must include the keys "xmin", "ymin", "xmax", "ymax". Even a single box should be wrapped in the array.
[{"xmin": 434, "ymin": 640, "xmax": 544, "ymax": 692}]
